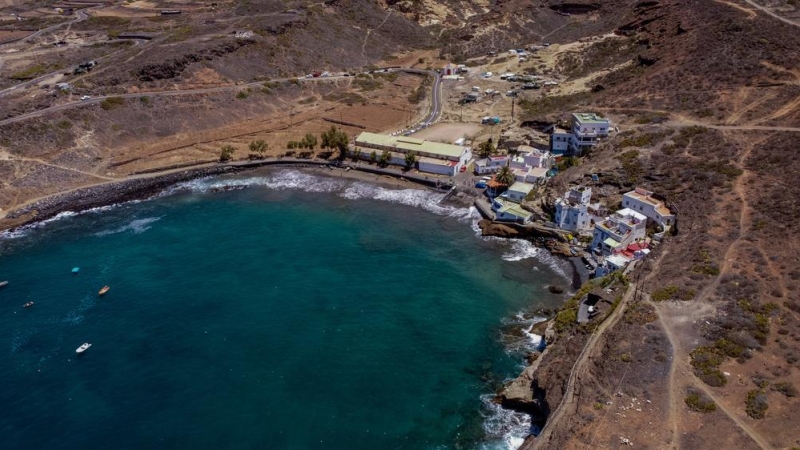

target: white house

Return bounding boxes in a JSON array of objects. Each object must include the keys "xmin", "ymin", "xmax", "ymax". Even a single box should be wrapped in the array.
[
  {"xmin": 622, "ymin": 188, "xmax": 675, "ymax": 230},
  {"xmin": 474, "ymin": 155, "xmax": 509, "ymax": 174},
  {"xmin": 492, "ymin": 198, "xmax": 534, "ymax": 223},
  {"xmin": 521, "ymin": 147, "xmax": 554, "ymax": 169},
  {"xmin": 550, "ymin": 128, "xmax": 570, "ymax": 155},
  {"xmin": 503, "ymin": 181, "xmax": 536, "ymax": 202},
  {"xmin": 569, "ymin": 113, "xmax": 610, "ymax": 156},
  {"xmin": 591, "ymin": 208, "xmax": 647, "ymax": 256},
  {"xmin": 554, "ymin": 186, "xmax": 593, "ymax": 233}
]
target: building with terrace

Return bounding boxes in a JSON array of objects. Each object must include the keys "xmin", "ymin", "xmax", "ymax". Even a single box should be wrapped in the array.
[
  {"xmin": 590, "ymin": 208, "xmax": 647, "ymax": 256},
  {"xmin": 622, "ymin": 188, "xmax": 675, "ymax": 230}
]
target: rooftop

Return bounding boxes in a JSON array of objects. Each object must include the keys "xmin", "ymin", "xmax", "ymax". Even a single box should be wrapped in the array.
[
  {"xmin": 508, "ymin": 181, "xmax": 536, "ymax": 194},
  {"xmin": 495, "ymin": 198, "xmax": 532, "ymax": 219},
  {"xmin": 572, "ymin": 113, "xmax": 609, "ymax": 125},
  {"xmin": 355, "ymin": 132, "xmax": 466, "ymax": 159},
  {"xmin": 616, "ymin": 208, "xmax": 648, "ymax": 222},
  {"xmin": 625, "ymin": 189, "xmax": 674, "ymax": 217}
]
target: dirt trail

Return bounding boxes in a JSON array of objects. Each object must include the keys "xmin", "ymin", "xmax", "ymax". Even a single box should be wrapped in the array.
[
  {"xmin": 529, "ymin": 271, "xmax": 639, "ymax": 450},
  {"xmin": 743, "ymin": 0, "xmax": 800, "ymax": 28},
  {"xmin": 714, "ymin": 0, "xmax": 757, "ymax": 19}
]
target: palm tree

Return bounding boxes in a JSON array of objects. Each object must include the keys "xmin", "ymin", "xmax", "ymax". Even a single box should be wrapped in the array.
[{"xmin": 496, "ymin": 165, "xmax": 515, "ymax": 186}]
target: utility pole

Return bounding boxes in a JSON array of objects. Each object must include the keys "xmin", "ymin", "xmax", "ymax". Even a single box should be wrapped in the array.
[
  {"xmin": 460, "ymin": 102, "xmax": 463, "ymax": 122},
  {"xmin": 511, "ymin": 96, "xmax": 515, "ymax": 122}
]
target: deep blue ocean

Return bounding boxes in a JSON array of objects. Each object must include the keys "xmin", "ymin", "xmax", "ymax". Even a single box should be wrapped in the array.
[{"xmin": 0, "ymin": 170, "xmax": 569, "ymax": 449}]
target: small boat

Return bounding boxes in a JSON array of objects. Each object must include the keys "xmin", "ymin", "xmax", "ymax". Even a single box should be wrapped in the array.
[
  {"xmin": 98, "ymin": 286, "xmax": 110, "ymax": 296},
  {"xmin": 23, "ymin": 301, "xmax": 34, "ymax": 308},
  {"xmin": 0, "ymin": 280, "xmax": 8, "ymax": 288},
  {"xmin": 71, "ymin": 267, "xmax": 80, "ymax": 274},
  {"xmin": 76, "ymin": 343, "xmax": 92, "ymax": 354}
]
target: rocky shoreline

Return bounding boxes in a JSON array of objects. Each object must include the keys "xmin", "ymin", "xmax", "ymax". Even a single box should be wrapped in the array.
[{"xmin": 0, "ymin": 159, "xmax": 448, "ymax": 235}]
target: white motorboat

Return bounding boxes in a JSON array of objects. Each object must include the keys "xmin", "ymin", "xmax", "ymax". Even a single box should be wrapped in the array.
[{"xmin": 76, "ymin": 343, "xmax": 92, "ymax": 354}]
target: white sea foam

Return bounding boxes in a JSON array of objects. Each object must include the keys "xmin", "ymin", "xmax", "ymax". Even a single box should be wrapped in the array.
[
  {"xmin": 94, "ymin": 216, "xmax": 161, "ymax": 237},
  {"xmin": 171, "ymin": 170, "xmax": 347, "ymax": 194},
  {"xmin": 341, "ymin": 182, "xmax": 472, "ymax": 218},
  {"xmin": 479, "ymin": 394, "xmax": 531, "ymax": 450}
]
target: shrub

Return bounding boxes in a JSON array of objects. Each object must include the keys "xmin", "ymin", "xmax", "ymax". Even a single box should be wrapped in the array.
[
  {"xmin": 685, "ymin": 391, "xmax": 716, "ymax": 413},
  {"xmin": 56, "ymin": 120, "xmax": 72, "ymax": 130},
  {"xmin": 745, "ymin": 389, "xmax": 768, "ymax": 419},
  {"xmin": 219, "ymin": 145, "xmax": 235, "ymax": 162},
  {"xmin": 236, "ymin": 90, "xmax": 248, "ymax": 99},
  {"xmin": 714, "ymin": 338, "xmax": 744, "ymax": 358},
  {"xmin": 652, "ymin": 285, "xmax": 679, "ymax": 302},
  {"xmin": 690, "ymin": 346, "xmax": 727, "ymax": 387},
  {"xmin": 770, "ymin": 381, "xmax": 798, "ymax": 397},
  {"xmin": 100, "ymin": 96, "xmax": 125, "ymax": 110}
]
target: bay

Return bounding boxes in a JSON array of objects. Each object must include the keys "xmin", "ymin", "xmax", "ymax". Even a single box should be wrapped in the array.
[{"xmin": 0, "ymin": 170, "xmax": 567, "ymax": 449}]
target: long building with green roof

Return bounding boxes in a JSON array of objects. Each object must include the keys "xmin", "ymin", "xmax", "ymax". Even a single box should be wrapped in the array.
[{"xmin": 353, "ymin": 132, "xmax": 472, "ymax": 176}]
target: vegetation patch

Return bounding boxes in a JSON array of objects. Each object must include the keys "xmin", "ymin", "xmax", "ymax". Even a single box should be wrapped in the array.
[
  {"xmin": 651, "ymin": 285, "xmax": 696, "ymax": 301},
  {"xmin": 689, "ymin": 346, "xmax": 727, "ymax": 387},
  {"xmin": 323, "ymin": 92, "xmax": 366, "ymax": 105},
  {"xmin": 623, "ymin": 301, "xmax": 657, "ymax": 324},
  {"xmin": 354, "ymin": 77, "xmax": 383, "ymax": 91},
  {"xmin": 770, "ymin": 381, "xmax": 798, "ymax": 398},
  {"xmin": 100, "ymin": 97, "xmax": 125, "ymax": 111},
  {"xmin": 619, "ymin": 130, "xmax": 671, "ymax": 148},
  {"xmin": 9, "ymin": 64, "xmax": 58, "ymax": 81},
  {"xmin": 519, "ymin": 92, "xmax": 587, "ymax": 117},
  {"xmin": 684, "ymin": 390, "xmax": 717, "ymax": 413},
  {"xmin": 615, "ymin": 149, "xmax": 643, "ymax": 184},
  {"xmin": 745, "ymin": 389, "xmax": 768, "ymax": 419}
]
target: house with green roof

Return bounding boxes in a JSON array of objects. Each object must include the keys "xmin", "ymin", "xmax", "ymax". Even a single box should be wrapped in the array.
[{"xmin": 353, "ymin": 132, "xmax": 472, "ymax": 176}]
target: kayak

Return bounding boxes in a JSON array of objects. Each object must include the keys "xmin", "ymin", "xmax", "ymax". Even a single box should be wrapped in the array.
[{"xmin": 98, "ymin": 286, "xmax": 110, "ymax": 296}]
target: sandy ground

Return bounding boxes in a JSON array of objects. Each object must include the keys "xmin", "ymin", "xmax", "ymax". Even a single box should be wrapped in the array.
[{"xmin": 410, "ymin": 122, "xmax": 482, "ymax": 143}]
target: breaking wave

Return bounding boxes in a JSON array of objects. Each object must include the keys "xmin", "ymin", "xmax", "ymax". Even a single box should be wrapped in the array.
[
  {"xmin": 341, "ymin": 182, "xmax": 471, "ymax": 218},
  {"xmin": 94, "ymin": 216, "xmax": 161, "ymax": 237},
  {"xmin": 170, "ymin": 170, "xmax": 347, "ymax": 194},
  {"xmin": 480, "ymin": 394, "xmax": 531, "ymax": 450}
]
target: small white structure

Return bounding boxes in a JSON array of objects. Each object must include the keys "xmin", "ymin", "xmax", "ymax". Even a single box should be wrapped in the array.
[
  {"xmin": 622, "ymin": 187, "xmax": 675, "ymax": 230},
  {"xmin": 550, "ymin": 128, "xmax": 571, "ymax": 155},
  {"xmin": 554, "ymin": 186, "xmax": 593, "ymax": 233},
  {"xmin": 519, "ymin": 146, "xmax": 554, "ymax": 169},
  {"xmin": 474, "ymin": 155, "xmax": 509, "ymax": 174},
  {"xmin": 591, "ymin": 208, "xmax": 647, "ymax": 256}
]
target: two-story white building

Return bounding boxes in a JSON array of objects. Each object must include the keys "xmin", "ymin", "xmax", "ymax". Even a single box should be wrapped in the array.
[
  {"xmin": 622, "ymin": 188, "xmax": 675, "ymax": 230},
  {"xmin": 591, "ymin": 208, "xmax": 647, "ymax": 256},
  {"xmin": 569, "ymin": 113, "xmax": 610, "ymax": 156},
  {"xmin": 474, "ymin": 155, "xmax": 509, "ymax": 174},
  {"xmin": 518, "ymin": 145, "xmax": 555, "ymax": 169},
  {"xmin": 554, "ymin": 186, "xmax": 593, "ymax": 232}
]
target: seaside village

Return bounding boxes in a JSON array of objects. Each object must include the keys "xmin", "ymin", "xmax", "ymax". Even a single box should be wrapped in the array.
[{"xmin": 347, "ymin": 111, "xmax": 676, "ymax": 280}]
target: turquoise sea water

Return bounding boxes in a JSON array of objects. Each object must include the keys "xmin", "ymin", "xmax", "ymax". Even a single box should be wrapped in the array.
[{"xmin": 0, "ymin": 170, "xmax": 568, "ymax": 449}]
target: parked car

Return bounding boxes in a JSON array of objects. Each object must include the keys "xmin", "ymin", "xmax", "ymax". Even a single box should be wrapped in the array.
[
  {"xmin": 80, "ymin": 95, "xmax": 91, "ymax": 101},
  {"xmin": 475, "ymin": 181, "xmax": 487, "ymax": 188}
]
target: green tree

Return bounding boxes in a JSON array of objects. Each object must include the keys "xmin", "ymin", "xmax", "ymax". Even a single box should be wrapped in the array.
[
  {"xmin": 301, "ymin": 133, "xmax": 318, "ymax": 150},
  {"xmin": 496, "ymin": 165, "xmax": 515, "ymax": 186},
  {"xmin": 249, "ymin": 139, "xmax": 268, "ymax": 154},
  {"xmin": 321, "ymin": 126, "xmax": 350, "ymax": 160},
  {"xmin": 404, "ymin": 151, "xmax": 416, "ymax": 171},
  {"xmin": 477, "ymin": 139, "xmax": 495, "ymax": 158},
  {"xmin": 369, "ymin": 151, "xmax": 377, "ymax": 164},
  {"xmin": 378, "ymin": 150, "xmax": 391, "ymax": 168},
  {"xmin": 219, "ymin": 145, "xmax": 236, "ymax": 162}
]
